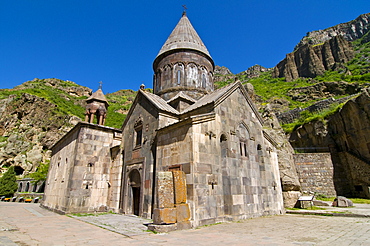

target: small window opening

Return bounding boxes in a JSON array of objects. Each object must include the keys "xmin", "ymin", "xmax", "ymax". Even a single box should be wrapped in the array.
[
  {"xmin": 257, "ymin": 144, "xmax": 262, "ymax": 150},
  {"xmin": 134, "ymin": 121, "xmax": 143, "ymax": 147},
  {"xmin": 220, "ymin": 134, "xmax": 227, "ymax": 142},
  {"xmin": 136, "ymin": 128, "xmax": 142, "ymax": 146},
  {"xmin": 177, "ymin": 70, "xmax": 181, "ymax": 85},
  {"xmin": 244, "ymin": 143, "xmax": 248, "ymax": 156},
  {"xmin": 240, "ymin": 142, "xmax": 243, "ymax": 156},
  {"xmin": 202, "ymin": 74, "xmax": 206, "ymax": 87}
]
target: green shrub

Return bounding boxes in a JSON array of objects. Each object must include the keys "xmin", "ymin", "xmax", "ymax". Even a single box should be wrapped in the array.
[
  {"xmin": 26, "ymin": 161, "xmax": 49, "ymax": 183},
  {"xmin": 0, "ymin": 166, "xmax": 18, "ymax": 197}
]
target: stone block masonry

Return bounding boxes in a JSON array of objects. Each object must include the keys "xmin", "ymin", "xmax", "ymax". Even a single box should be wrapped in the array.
[
  {"xmin": 294, "ymin": 153, "xmax": 336, "ymax": 197},
  {"xmin": 152, "ymin": 170, "xmax": 191, "ymax": 231}
]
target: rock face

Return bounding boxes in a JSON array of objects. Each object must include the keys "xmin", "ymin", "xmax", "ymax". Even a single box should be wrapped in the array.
[
  {"xmin": 287, "ymin": 81, "xmax": 366, "ymax": 102},
  {"xmin": 273, "ymin": 36, "xmax": 354, "ymax": 81},
  {"xmin": 0, "ymin": 78, "xmax": 92, "ymax": 176},
  {"xmin": 239, "ymin": 65, "xmax": 272, "ymax": 78},
  {"xmin": 214, "ymin": 65, "xmax": 232, "ymax": 75},
  {"xmin": 288, "ymin": 88, "xmax": 370, "ymax": 198},
  {"xmin": 295, "ymin": 13, "xmax": 370, "ymax": 50}
]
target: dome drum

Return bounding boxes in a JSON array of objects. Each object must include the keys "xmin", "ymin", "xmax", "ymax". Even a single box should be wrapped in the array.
[{"xmin": 153, "ymin": 49, "xmax": 214, "ymax": 100}]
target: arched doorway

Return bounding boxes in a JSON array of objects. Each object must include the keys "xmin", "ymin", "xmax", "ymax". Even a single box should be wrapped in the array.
[{"xmin": 128, "ymin": 169, "xmax": 141, "ymax": 216}]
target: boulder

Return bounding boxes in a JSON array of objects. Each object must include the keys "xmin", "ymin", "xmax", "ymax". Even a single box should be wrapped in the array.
[
  {"xmin": 282, "ymin": 191, "xmax": 301, "ymax": 208},
  {"xmin": 332, "ymin": 196, "xmax": 354, "ymax": 207}
]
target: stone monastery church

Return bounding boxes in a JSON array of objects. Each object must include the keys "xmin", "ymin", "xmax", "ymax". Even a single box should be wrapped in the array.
[{"xmin": 42, "ymin": 12, "xmax": 284, "ymax": 228}]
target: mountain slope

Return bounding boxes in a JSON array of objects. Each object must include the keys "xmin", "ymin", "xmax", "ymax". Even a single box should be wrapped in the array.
[{"xmin": 0, "ymin": 78, "xmax": 136, "ymax": 177}]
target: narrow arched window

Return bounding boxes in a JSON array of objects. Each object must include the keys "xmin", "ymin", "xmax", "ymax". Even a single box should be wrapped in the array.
[
  {"xmin": 177, "ymin": 70, "xmax": 181, "ymax": 85},
  {"xmin": 202, "ymin": 74, "xmax": 206, "ymax": 87}
]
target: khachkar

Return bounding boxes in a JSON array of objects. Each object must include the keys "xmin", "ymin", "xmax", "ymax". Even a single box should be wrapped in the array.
[{"xmin": 85, "ymin": 85, "xmax": 109, "ymax": 125}]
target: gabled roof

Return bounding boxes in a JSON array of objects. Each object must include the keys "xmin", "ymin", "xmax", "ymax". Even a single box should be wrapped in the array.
[
  {"xmin": 181, "ymin": 83, "xmax": 236, "ymax": 113},
  {"xmin": 140, "ymin": 90, "xmax": 180, "ymax": 114},
  {"xmin": 156, "ymin": 12, "xmax": 211, "ymax": 59},
  {"xmin": 122, "ymin": 82, "xmax": 263, "ymax": 129},
  {"xmin": 166, "ymin": 91, "xmax": 197, "ymax": 104},
  {"xmin": 181, "ymin": 81, "xmax": 264, "ymax": 124},
  {"xmin": 121, "ymin": 89, "xmax": 180, "ymax": 129},
  {"xmin": 86, "ymin": 89, "xmax": 108, "ymax": 105}
]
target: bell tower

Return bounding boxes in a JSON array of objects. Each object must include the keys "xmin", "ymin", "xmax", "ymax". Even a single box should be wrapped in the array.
[
  {"xmin": 153, "ymin": 12, "xmax": 215, "ymax": 101},
  {"xmin": 85, "ymin": 88, "xmax": 109, "ymax": 125}
]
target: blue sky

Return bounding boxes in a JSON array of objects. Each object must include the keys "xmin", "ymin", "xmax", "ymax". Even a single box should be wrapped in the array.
[{"xmin": 1, "ymin": 1, "xmax": 368, "ymax": 93}]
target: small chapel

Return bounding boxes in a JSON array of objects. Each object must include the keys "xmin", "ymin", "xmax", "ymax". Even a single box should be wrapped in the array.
[{"xmin": 42, "ymin": 12, "xmax": 284, "ymax": 228}]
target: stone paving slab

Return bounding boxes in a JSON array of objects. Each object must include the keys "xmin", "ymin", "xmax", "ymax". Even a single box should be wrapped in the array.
[
  {"xmin": 287, "ymin": 203, "xmax": 370, "ymax": 218},
  {"xmin": 70, "ymin": 213, "xmax": 153, "ymax": 237},
  {"xmin": 1, "ymin": 202, "xmax": 370, "ymax": 245}
]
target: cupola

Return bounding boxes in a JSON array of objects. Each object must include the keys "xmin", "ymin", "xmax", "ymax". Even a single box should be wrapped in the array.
[
  {"xmin": 85, "ymin": 88, "xmax": 109, "ymax": 125},
  {"xmin": 153, "ymin": 12, "xmax": 215, "ymax": 101}
]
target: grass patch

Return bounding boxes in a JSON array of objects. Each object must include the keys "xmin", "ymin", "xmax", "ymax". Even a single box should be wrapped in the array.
[
  {"xmin": 349, "ymin": 198, "xmax": 370, "ymax": 204},
  {"xmin": 0, "ymin": 78, "xmax": 139, "ymax": 129},
  {"xmin": 145, "ymin": 229, "xmax": 158, "ymax": 234},
  {"xmin": 281, "ymin": 102, "xmax": 346, "ymax": 133},
  {"xmin": 315, "ymin": 195, "xmax": 336, "ymax": 202}
]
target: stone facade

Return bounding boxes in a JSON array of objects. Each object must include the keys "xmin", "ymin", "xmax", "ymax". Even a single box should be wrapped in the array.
[
  {"xmin": 294, "ymin": 153, "xmax": 336, "ymax": 197},
  {"xmin": 42, "ymin": 122, "xmax": 121, "ymax": 213},
  {"xmin": 43, "ymin": 13, "xmax": 284, "ymax": 228}
]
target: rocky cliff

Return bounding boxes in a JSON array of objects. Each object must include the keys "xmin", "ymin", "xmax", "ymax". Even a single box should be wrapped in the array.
[
  {"xmin": 273, "ymin": 13, "xmax": 370, "ymax": 82},
  {"xmin": 287, "ymin": 81, "xmax": 367, "ymax": 102},
  {"xmin": 273, "ymin": 36, "xmax": 354, "ymax": 81},
  {"xmin": 295, "ymin": 13, "xmax": 370, "ymax": 50},
  {"xmin": 0, "ymin": 78, "xmax": 91, "ymax": 176},
  {"xmin": 288, "ymin": 88, "xmax": 370, "ymax": 197},
  {"xmin": 0, "ymin": 78, "xmax": 131, "ymax": 177}
]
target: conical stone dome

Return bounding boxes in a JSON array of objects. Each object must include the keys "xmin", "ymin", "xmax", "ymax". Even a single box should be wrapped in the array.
[
  {"xmin": 156, "ymin": 12, "xmax": 212, "ymax": 60},
  {"xmin": 153, "ymin": 13, "xmax": 214, "ymax": 101}
]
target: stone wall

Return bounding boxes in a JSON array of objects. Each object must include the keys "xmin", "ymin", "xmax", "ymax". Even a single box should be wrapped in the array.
[
  {"xmin": 42, "ymin": 123, "xmax": 121, "ymax": 214},
  {"xmin": 336, "ymin": 152, "xmax": 370, "ymax": 198},
  {"xmin": 121, "ymin": 94, "xmax": 162, "ymax": 218},
  {"xmin": 294, "ymin": 153, "xmax": 336, "ymax": 197}
]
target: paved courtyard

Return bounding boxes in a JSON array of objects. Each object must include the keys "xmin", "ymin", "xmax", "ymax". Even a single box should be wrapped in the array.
[{"xmin": 1, "ymin": 202, "xmax": 370, "ymax": 245}]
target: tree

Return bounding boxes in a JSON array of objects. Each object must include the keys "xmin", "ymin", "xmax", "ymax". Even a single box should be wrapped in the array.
[
  {"xmin": 0, "ymin": 166, "xmax": 18, "ymax": 197},
  {"xmin": 27, "ymin": 161, "xmax": 49, "ymax": 184}
]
